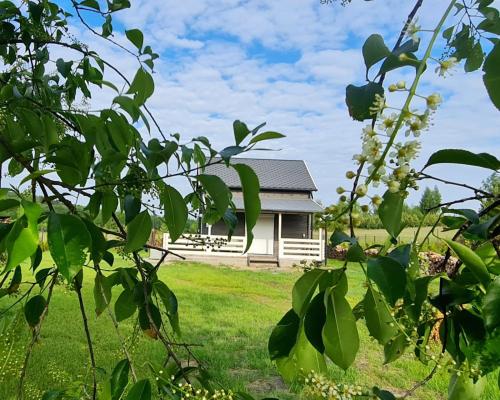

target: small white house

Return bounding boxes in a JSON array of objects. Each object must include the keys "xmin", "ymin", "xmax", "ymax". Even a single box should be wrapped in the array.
[{"xmin": 153, "ymin": 158, "xmax": 325, "ymax": 267}]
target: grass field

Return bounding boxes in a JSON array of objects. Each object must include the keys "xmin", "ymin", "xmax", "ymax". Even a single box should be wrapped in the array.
[
  {"xmin": 1, "ymin": 256, "xmax": 498, "ymax": 399},
  {"xmin": 354, "ymin": 226, "xmax": 454, "ymax": 248}
]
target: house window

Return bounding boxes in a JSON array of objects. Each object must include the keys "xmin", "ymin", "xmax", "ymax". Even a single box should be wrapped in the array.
[
  {"xmin": 281, "ymin": 214, "xmax": 309, "ymax": 239},
  {"xmin": 202, "ymin": 212, "xmax": 246, "ymax": 236}
]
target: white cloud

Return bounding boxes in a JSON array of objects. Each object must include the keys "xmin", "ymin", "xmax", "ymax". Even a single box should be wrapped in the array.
[{"xmin": 51, "ymin": 0, "xmax": 500, "ymax": 208}]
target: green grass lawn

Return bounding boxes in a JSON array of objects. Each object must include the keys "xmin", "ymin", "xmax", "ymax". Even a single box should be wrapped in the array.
[{"xmin": 1, "ymin": 256, "xmax": 498, "ymax": 399}]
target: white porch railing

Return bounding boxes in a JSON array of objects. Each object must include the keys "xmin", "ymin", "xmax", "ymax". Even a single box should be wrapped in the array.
[
  {"xmin": 278, "ymin": 238, "xmax": 323, "ymax": 261},
  {"xmin": 163, "ymin": 233, "xmax": 246, "ymax": 256},
  {"xmin": 153, "ymin": 233, "xmax": 325, "ymax": 262}
]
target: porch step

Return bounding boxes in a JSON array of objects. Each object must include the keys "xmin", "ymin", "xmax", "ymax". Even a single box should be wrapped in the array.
[{"xmin": 247, "ymin": 255, "xmax": 280, "ymax": 268}]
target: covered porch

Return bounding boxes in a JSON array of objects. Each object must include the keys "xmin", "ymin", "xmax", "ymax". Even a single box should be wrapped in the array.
[{"xmin": 153, "ymin": 196, "xmax": 325, "ymax": 266}]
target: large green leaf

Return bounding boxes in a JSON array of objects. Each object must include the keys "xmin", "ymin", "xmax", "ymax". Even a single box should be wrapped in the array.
[
  {"xmin": 47, "ymin": 213, "xmax": 91, "ymax": 281},
  {"xmin": 304, "ymin": 291, "xmax": 327, "ymax": 353},
  {"xmin": 161, "ymin": 185, "xmax": 187, "ymax": 242},
  {"xmin": 362, "ymin": 34, "xmax": 390, "ymax": 73},
  {"xmin": 101, "ymin": 191, "xmax": 118, "ymax": 225},
  {"xmin": 125, "ymin": 379, "xmax": 151, "ymax": 400},
  {"xmin": 383, "ymin": 333, "xmax": 408, "ymax": 364},
  {"xmin": 4, "ymin": 200, "xmax": 42, "ymax": 271},
  {"xmin": 378, "ymin": 190, "xmax": 404, "ymax": 238},
  {"xmin": 364, "ymin": 286, "xmax": 397, "ymax": 345},
  {"xmin": 233, "ymin": 120, "xmax": 250, "ymax": 146},
  {"xmin": 483, "ymin": 41, "xmax": 500, "ymax": 110},
  {"xmin": 125, "ymin": 29, "xmax": 144, "ymax": 51},
  {"xmin": 345, "ymin": 82, "xmax": 384, "ymax": 121},
  {"xmin": 124, "ymin": 211, "xmax": 152, "ymax": 253},
  {"xmin": 24, "ymin": 294, "xmax": 46, "ymax": 328},
  {"xmin": 292, "ymin": 269, "xmax": 325, "ymax": 317},
  {"xmin": 248, "ymin": 131, "xmax": 285, "ymax": 145},
  {"xmin": 322, "ymin": 288, "xmax": 359, "ymax": 370},
  {"xmin": 445, "ymin": 239, "xmax": 490, "ymax": 287},
  {"xmin": 127, "ymin": 68, "xmax": 154, "ymax": 105},
  {"xmin": 423, "ymin": 149, "xmax": 500, "ymax": 171},
  {"xmin": 483, "ymin": 277, "xmax": 500, "ymax": 332},
  {"xmin": 114, "ymin": 290, "xmax": 137, "ymax": 322},
  {"xmin": 110, "ymin": 359, "xmax": 130, "ymax": 400},
  {"xmin": 367, "ymin": 257, "xmax": 406, "ymax": 306},
  {"xmin": 197, "ymin": 174, "xmax": 230, "ymax": 217},
  {"xmin": 232, "ymin": 164, "xmax": 260, "ymax": 252},
  {"xmin": 268, "ymin": 309, "xmax": 300, "ymax": 360},
  {"xmin": 153, "ymin": 281, "xmax": 180, "ymax": 335},
  {"xmin": 94, "ymin": 272, "xmax": 112, "ymax": 317},
  {"xmin": 276, "ymin": 324, "xmax": 327, "ymax": 383}
]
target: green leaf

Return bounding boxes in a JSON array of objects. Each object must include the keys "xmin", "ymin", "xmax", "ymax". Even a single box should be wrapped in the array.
[
  {"xmin": 483, "ymin": 277, "xmax": 500, "ymax": 332},
  {"xmin": 465, "ymin": 42, "xmax": 484, "ymax": 72},
  {"xmin": 268, "ymin": 309, "xmax": 300, "ymax": 360},
  {"xmin": 94, "ymin": 272, "xmax": 112, "ymax": 317},
  {"xmin": 153, "ymin": 281, "xmax": 180, "ymax": 335},
  {"xmin": 292, "ymin": 269, "xmax": 325, "ymax": 317},
  {"xmin": 138, "ymin": 303, "xmax": 162, "ymax": 337},
  {"xmin": 322, "ymin": 288, "xmax": 359, "ymax": 370},
  {"xmin": 161, "ymin": 185, "xmax": 187, "ymax": 242},
  {"xmin": 127, "ymin": 68, "xmax": 154, "ymax": 105},
  {"xmin": 276, "ymin": 324, "xmax": 327, "ymax": 383},
  {"xmin": 24, "ymin": 295, "xmax": 46, "ymax": 328},
  {"xmin": 248, "ymin": 131, "xmax": 285, "ymax": 145},
  {"xmin": 330, "ymin": 229, "xmax": 354, "ymax": 246},
  {"xmin": 20, "ymin": 169, "xmax": 57, "ymax": 185},
  {"xmin": 5, "ymin": 201, "xmax": 42, "ymax": 271},
  {"xmin": 384, "ymin": 333, "xmax": 408, "ymax": 364},
  {"xmin": 362, "ymin": 34, "xmax": 390, "ymax": 73},
  {"xmin": 423, "ymin": 149, "xmax": 500, "ymax": 171},
  {"xmin": 346, "ymin": 242, "xmax": 366, "ymax": 262},
  {"xmin": 345, "ymin": 82, "xmax": 384, "ymax": 121},
  {"xmin": 233, "ymin": 120, "xmax": 250, "ymax": 146},
  {"xmin": 48, "ymin": 213, "xmax": 91, "ymax": 281},
  {"xmin": 364, "ymin": 286, "xmax": 397, "ymax": 345},
  {"xmin": 125, "ymin": 29, "xmax": 144, "ymax": 51},
  {"xmin": 110, "ymin": 359, "xmax": 130, "ymax": 400},
  {"xmin": 197, "ymin": 174, "xmax": 230, "ymax": 217},
  {"xmin": 367, "ymin": 257, "xmax": 406, "ymax": 306},
  {"xmin": 114, "ymin": 290, "xmax": 137, "ymax": 322},
  {"xmin": 102, "ymin": 191, "xmax": 118, "ymax": 225},
  {"xmin": 124, "ymin": 211, "xmax": 152, "ymax": 253},
  {"xmin": 125, "ymin": 379, "xmax": 151, "ymax": 400},
  {"xmin": 483, "ymin": 38, "xmax": 500, "ymax": 110},
  {"xmin": 378, "ymin": 190, "xmax": 404, "ymax": 238},
  {"xmin": 379, "ymin": 52, "xmax": 422, "ymax": 76},
  {"xmin": 113, "ymin": 96, "xmax": 140, "ymax": 122},
  {"xmin": 0, "ymin": 198, "xmax": 19, "ymax": 212},
  {"xmin": 445, "ymin": 239, "xmax": 490, "ymax": 287},
  {"xmin": 124, "ymin": 195, "xmax": 141, "ymax": 224},
  {"xmin": 232, "ymin": 164, "xmax": 260, "ymax": 252},
  {"xmin": 304, "ymin": 291, "xmax": 326, "ymax": 353}
]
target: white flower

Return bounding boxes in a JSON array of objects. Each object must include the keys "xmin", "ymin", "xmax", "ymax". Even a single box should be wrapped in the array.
[
  {"xmin": 388, "ymin": 180, "xmax": 400, "ymax": 193},
  {"xmin": 371, "ymin": 195, "xmax": 382, "ymax": 206},
  {"xmin": 426, "ymin": 93, "xmax": 442, "ymax": 110},
  {"xmin": 362, "ymin": 125, "xmax": 377, "ymax": 138},
  {"xmin": 435, "ymin": 57, "xmax": 458, "ymax": 77},
  {"xmin": 405, "ymin": 18, "xmax": 421, "ymax": 43},
  {"xmin": 355, "ymin": 184, "xmax": 368, "ymax": 197},
  {"xmin": 405, "ymin": 117, "xmax": 423, "ymax": 137}
]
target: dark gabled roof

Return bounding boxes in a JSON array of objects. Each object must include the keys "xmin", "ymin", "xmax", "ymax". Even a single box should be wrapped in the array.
[
  {"xmin": 232, "ymin": 197, "xmax": 324, "ymax": 213},
  {"xmin": 205, "ymin": 158, "xmax": 318, "ymax": 191}
]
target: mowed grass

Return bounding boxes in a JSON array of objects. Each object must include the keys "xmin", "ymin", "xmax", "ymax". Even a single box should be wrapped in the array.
[
  {"xmin": 1, "ymin": 256, "xmax": 499, "ymax": 399},
  {"xmin": 354, "ymin": 226, "xmax": 454, "ymax": 248}
]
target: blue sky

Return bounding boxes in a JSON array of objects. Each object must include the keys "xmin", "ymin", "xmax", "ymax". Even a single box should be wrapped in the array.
[{"xmin": 63, "ymin": 0, "xmax": 499, "ymax": 208}]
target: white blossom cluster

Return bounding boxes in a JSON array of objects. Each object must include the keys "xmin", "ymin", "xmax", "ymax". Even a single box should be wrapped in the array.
[
  {"xmin": 339, "ymin": 76, "xmax": 449, "ymax": 206},
  {"xmin": 302, "ymin": 371, "xmax": 369, "ymax": 400},
  {"xmin": 169, "ymin": 381, "xmax": 234, "ymax": 400}
]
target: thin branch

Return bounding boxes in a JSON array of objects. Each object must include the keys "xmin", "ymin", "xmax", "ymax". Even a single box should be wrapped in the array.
[
  {"xmin": 75, "ymin": 277, "xmax": 97, "ymax": 400},
  {"xmin": 418, "ymin": 172, "xmax": 491, "ymax": 196}
]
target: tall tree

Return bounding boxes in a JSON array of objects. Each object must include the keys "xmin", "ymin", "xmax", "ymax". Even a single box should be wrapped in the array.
[{"xmin": 419, "ymin": 185, "xmax": 441, "ymax": 212}]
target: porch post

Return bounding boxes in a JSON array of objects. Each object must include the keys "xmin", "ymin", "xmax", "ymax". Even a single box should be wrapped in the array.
[
  {"xmin": 278, "ymin": 213, "xmax": 282, "ymax": 259},
  {"xmin": 207, "ymin": 224, "xmax": 212, "ymax": 237}
]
